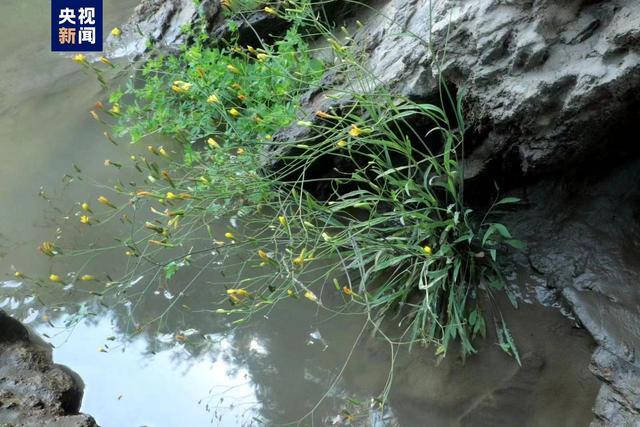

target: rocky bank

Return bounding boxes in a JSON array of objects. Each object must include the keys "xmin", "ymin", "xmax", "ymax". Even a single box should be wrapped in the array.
[
  {"xmin": 99, "ymin": 0, "xmax": 640, "ymax": 424},
  {"xmin": 0, "ymin": 311, "xmax": 95, "ymax": 427}
]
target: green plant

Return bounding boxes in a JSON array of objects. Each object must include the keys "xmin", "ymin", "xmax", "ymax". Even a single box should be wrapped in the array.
[{"xmin": 50, "ymin": 0, "xmax": 522, "ymax": 364}]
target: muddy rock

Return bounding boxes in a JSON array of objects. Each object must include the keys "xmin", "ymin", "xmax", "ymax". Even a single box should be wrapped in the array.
[
  {"xmin": 103, "ymin": 0, "xmax": 220, "ymax": 59},
  {"xmin": 271, "ymin": 0, "xmax": 640, "ymax": 181},
  {"xmin": 502, "ymin": 157, "xmax": 640, "ymax": 426},
  {"xmin": 590, "ymin": 346, "xmax": 640, "ymax": 426},
  {"xmin": 0, "ymin": 310, "xmax": 96, "ymax": 427}
]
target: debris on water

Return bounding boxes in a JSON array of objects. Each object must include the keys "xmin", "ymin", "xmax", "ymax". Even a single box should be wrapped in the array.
[
  {"xmin": 307, "ymin": 329, "xmax": 328, "ymax": 351},
  {"xmin": 163, "ymin": 289, "xmax": 175, "ymax": 300}
]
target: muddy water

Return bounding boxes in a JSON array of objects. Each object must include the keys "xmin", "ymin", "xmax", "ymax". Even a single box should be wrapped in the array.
[{"xmin": 0, "ymin": 1, "xmax": 599, "ymax": 426}]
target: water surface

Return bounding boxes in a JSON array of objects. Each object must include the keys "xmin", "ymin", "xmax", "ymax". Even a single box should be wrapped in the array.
[{"xmin": 0, "ymin": 2, "xmax": 600, "ymax": 426}]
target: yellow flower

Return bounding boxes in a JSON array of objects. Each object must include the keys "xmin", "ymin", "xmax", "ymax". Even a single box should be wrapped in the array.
[
  {"xmin": 336, "ymin": 140, "xmax": 347, "ymax": 148},
  {"xmin": 304, "ymin": 290, "xmax": 317, "ymax": 302},
  {"xmin": 158, "ymin": 146, "xmax": 170, "ymax": 158},
  {"xmin": 111, "ymin": 27, "xmax": 122, "ymax": 37},
  {"xmin": 39, "ymin": 241, "xmax": 59, "ymax": 256},
  {"xmin": 207, "ymin": 94, "xmax": 219, "ymax": 104},
  {"xmin": 349, "ymin": 125, "xmax": 363, "ymax": 137},
  {"xmin": 264, "ymin": 6, "xmax": 277, "ymax": 14},
  {"xmin": 125, "ymin": 250, "xmax": 135, "ymax": 257},
  {"xmin": 226, "ymin": 64, "xmax": 240, "ymax": 74},
  {"xmin": 49, "ymin": 274, "xmax": 63, "ymax": 283},
  {"xmin": 109, "ymin": 103, "xmax": 121, "ymax": 114},
  {"xmin": 227, "ymin": 288, "xmax": 251, "ymax": 303},
  {"xmin": 224, "ymin": 232, "xmax": 235, "ymax": 240},
  {"xmin": 207, "ymin": 138, "xmax": 220, "ymax": 149},
  {"xmin": 287, "ymin": 289, "xmax": 296, "ymax": 297},
  {"xmin": 247, "ymin": 46, "xmax": 256, "ymax": 53},
  {"xmin": 258, "ymin": 249, "xmax": 269, "ymax": 260},
  {"xmin": 226, "ymin": 288, "xmax": 251, "ymax": 298},
  {"xmin": 171, "ymin": 80, "xmax": 192, "ymax": 93},
  {"xmin": 80, "ymin": 215, "xmax": 91, "ymax": 225},
  {"xmin": 236, "ymin": 147, "xmax": 245, "ymax": 155},
  {"xmin": 80, "ymin": 274, "xmax": 95, "ymax": 281},
  {"xmin": 278, "ymin": 215, "xmax": 287, "ymax": 226},
  {"xmin": 98, "ymin": 195, "xmax": 116, "ymax": 209},
  {"xmin": 81, "ymin": 202, "xmax": 91, "ymax": 212},
  {"xmin": 342, "ymin": 286, "xmax": 353, "ymax": 296},
  {"xmin": 229, "ymin": 108, "xmax": 240, "ymax": 117},
  {"xmin": 316, "ymin": 111, "xmax": 339, "ymax": 120},
  {"xmin": 256, "ymin": 53, "xmax": 268, "ymax": 61},
  {"xmin": 14, "ymin": 271, "xmax": 24, "ymax": 279},
  {"xmin": 99, "ymin": 56, "xmax": 113, "ymax": 66},
  {"xmin": 73, "ymin": 54, "xmax": 86, "ymax": 63},
  {"xmin": 423, "ymin": 245, "xmax": 433, "ymax": 255},
  {"xmin": 292, "ymin": 249, "xmax": 306, "ymax": 266},
  {"xmin": 166, "ymin": 192, "xmax": 178, "ymax": 200}
]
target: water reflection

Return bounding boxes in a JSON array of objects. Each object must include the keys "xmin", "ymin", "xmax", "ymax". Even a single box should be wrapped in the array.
[{"xmin": 0, "ymin": 1, "xmax": 601, "ymax": 426}]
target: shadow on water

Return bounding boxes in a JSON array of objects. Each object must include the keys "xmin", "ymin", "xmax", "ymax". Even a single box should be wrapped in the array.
[{"xmin": 0, "ymin": 1, "xmax": 599, "ymax": 426}]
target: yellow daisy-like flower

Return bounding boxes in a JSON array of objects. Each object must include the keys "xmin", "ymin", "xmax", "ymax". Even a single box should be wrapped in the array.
[
  {"xmin": 278, "ymin": 215, "xmax": 287, "ymax": 226},
  {"xmin": 98, "ymin": 195, "xmax": 116, "ymax": 209},
  {"xmin": 264, "ymin": 6, "xmax": 277, "ymax": 15},
  {"xmin": 49, "ymin": 274, "xmax": 63, "ymax": 283},
  {"xmin": 81, "ymin": 202, "xmax": 91, "ymax": 212},
  {"xmin": 80, "ymin": 215, "xmax": 91, "ymax": 225},
  {"xmin": 292, "ymin": 249, "xmax": 306, "ymax": 267},
  {"xmin": 349, "ymin": 125, "xmax": 363, "ymax": 137},
  {"xmin": 14, "ymin": 271, "xmax": 24, "ymax": 279},
  {"xmin": 171, "ymin": 80, "xmax": 192, "ymax": 93},
  {"xmin": 109, "ymin": 103, "xmax": 121, "ymax": 114},
  {"xmin": 423, "ymin": 245, "xmax": 433, "ymax": 255},
  {"xmin": 336, "ymin": 140, "xmax": 347, "ymax": 148},
  {"xmin": 207, "ymin": 94, "xmax": 219, "ymax": 104},
  {"xmin": 236, "ymin": 147, "xmax": 245, "ymax": 155},
  {"xmin": 258, "ymin": 249, "xmax": 269, "ymax": 260},
  {"xmin": 304, "ymin": 290, "xmax": 317, "ymax": 302},
  {"xmin": 166, "ymin": 192, "xmax": 178, "ymax": 200},
  {"xmin": 229, "ymin": 108, "xmax": 240, "ymax": 117},
  {"xmin": 224, "ymin": 232, "xmax": 235, "ymax": 240},
  {"xmin": 80, "ymin": 274, "xmax": 95, "ymax": 281},
  {"xmin": 207, "ymin": 138, "xmax": 220, "ymax": 149},
  {"xmin": 72, "ymin": 54, "xmax": 86, "ymax": 63},
  {"xmin": 111, "ymin": 27, "xmax": 122, "ymax": 37}
]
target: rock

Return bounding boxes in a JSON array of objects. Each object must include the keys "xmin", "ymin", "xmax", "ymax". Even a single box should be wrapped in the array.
[
  {"xmin": 590, "ymin": 346, "xmax": 640, "ymax": 426},
  {"xmin": 502, "ymin": 157, "xmax": 640, "ymax": 425},
  {"xmin": 0, "ymin": 310, "xmax": 96, "ymax": 427},
  {"xmin": 103, "ymin": 0, "xmax": 220, "ymax": 59},
  {"xmin": 269, "ymin": 0, "xmax": 640, "ymax": 180}
]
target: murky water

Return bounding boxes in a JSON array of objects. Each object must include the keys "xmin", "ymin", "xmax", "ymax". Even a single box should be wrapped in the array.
[{"xmin": 0, "ymin": 1, "xmax": 600, "ymax": 426}]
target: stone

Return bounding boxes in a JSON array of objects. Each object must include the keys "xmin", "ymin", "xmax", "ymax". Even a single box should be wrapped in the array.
[{"xmin": 0, "ymin": 311, "xmax": 96, "ymax": 427}]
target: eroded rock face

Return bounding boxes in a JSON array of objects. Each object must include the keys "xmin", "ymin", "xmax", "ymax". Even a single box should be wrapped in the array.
[
  {"xmin": 502, "ymin": 158, "xmax": 640, "ymax": 426},
  {"xmin": 342, "ymin": 0, "xmax": 640, "ymax": 178},
  {"xmin": 0, "ymin": 310, "xmax": 96, "ymax": 427},
  {"xmin": 103, "ymin": 0, "xmax": 220, "ymax": 58}
]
